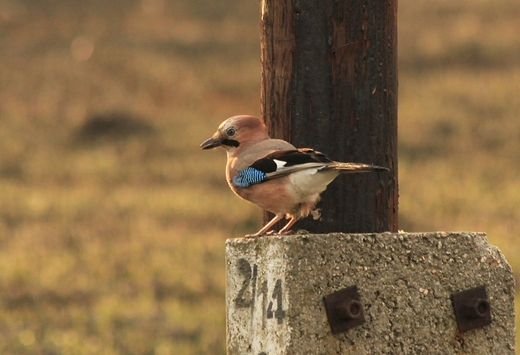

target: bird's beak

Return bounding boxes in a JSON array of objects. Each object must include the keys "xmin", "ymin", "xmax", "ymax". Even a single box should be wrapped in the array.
[{"xmin": 200, "ymin": 135, "xmax": 223, "ymax": 150}]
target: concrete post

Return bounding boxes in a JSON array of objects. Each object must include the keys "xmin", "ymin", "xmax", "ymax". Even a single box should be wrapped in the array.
[{"xmin": 226, "ymin": 232, "xmax": 515, "ymax": 354}]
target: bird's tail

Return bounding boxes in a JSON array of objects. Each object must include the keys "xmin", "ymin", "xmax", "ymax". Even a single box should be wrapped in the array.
[{"xmin": 328, "ymin": 162, "xmax": 389, "ymax": 173}]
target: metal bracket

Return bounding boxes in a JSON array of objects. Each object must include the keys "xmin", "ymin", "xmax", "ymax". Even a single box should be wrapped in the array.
[
  {"xmin": 323, "ymin": 285, "xmax": 365, "ymax": 334},
  {"xmin": 451, "ymin": 285, "xmax": 492, "ymax": 332}
]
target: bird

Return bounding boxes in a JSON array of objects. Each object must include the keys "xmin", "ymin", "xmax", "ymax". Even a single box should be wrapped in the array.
[{"xmin": 200, "ymin": 115, "xmax": 388, "ymax": 237}]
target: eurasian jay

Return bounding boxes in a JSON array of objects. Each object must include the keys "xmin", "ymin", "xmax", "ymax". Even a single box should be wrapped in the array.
[{"xmin": 201, "ymin": 115, "xmax": 388, "ymax": 237}]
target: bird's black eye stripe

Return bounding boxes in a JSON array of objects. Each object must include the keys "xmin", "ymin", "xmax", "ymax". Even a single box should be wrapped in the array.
[
  {"xmin": 222, "ymin": 139, "xmax": 239, "ymax": 147},
  {"xmin": 226, "ymin": 127, "xmax": 236, "ymax": 137}
]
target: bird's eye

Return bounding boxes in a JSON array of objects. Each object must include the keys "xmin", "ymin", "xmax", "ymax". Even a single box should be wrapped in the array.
[{"xmin": 226, "ymin": 128, "xmax": 236, "ymax": 137}]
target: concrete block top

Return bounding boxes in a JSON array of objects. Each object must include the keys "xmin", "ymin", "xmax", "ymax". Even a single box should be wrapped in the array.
[{"xmin": 226, "ymin": 232, "xmax": 515, "ymax": 355}]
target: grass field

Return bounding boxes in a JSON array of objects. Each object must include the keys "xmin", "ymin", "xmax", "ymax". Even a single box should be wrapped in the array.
[{"xmin": 0, "ymin": 0, "xmax": 518, "ymax": 354}]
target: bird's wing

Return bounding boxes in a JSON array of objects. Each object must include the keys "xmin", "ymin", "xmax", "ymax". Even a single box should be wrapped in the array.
[
  {"xmin": 232, "ymin": 149, "xmax": 332, "ymax": 188},
  {"xmin": 259, "ymin": 148, "xmax": 333, "ymax": 178}
]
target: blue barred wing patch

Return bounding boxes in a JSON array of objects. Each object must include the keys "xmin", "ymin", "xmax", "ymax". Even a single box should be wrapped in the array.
[{"xmin": 232, "ymin": 167, "xmax": 266, "ymax": 188}]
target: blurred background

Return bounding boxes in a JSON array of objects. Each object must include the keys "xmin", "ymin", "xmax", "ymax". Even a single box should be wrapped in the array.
[{"xmin": 0, "ymin": 0, "xmax": 518, "ymax": 354}]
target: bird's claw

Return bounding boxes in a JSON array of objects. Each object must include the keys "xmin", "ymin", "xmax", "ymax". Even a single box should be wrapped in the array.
[{"xmin": 244, "ymin": 229, "xmax": 277, "ymax": 238}]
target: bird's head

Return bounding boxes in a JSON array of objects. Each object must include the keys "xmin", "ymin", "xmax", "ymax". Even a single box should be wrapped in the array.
[{"xmin": 200, "ymin": 115, "xmax": 269, "ymax": 153}]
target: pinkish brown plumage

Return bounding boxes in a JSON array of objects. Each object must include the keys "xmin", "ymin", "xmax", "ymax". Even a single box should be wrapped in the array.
[{"xmin": 201, "ymin": 115, "xmax": 388, "ymax": 237}]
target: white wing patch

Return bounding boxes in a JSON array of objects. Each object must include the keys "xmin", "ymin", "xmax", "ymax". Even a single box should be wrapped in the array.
[{"xmin": 273, "ymin": 159, "xmax": 287, "ymax": 169}]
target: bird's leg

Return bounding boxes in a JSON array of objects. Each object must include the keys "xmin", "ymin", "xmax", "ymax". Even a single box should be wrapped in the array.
[
  {"xmin": 278, "ymin": 217, "xmax": 299, "ymax": 235},
  {"xmin": 246, "ymin": 214, "xmax": 283, "ymax": 238}
]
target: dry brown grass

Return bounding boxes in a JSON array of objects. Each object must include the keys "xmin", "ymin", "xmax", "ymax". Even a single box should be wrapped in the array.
[{"xmin": 0, "ymin": 0, "xmax": 518, "ymax": 353}]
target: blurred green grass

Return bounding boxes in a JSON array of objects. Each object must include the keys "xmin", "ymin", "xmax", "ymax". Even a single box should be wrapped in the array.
[{"xmin": 0, "ymin": 0, "xmax": 518, "ymax": 354}]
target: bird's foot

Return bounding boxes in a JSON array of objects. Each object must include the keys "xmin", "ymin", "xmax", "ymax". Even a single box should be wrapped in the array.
[{"xmin": 245, "ymin": 230, "xmax": 277, "ymax": 238}]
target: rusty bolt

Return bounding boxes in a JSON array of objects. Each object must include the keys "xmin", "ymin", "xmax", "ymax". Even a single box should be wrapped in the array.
[
  {"xmin": 337, "ymin": 299, "xmax": 364, "ymax": 320},
  {"xmin": 323, "ymin": 285, "xmax": 365, "ymax": 333},
  {"xmin": 461, "ymin": 298, "xmax": 490, "ymax": 319},
  {"xmin": 451, "ymin": 285, "xmax": 492, "ymax": 332}
]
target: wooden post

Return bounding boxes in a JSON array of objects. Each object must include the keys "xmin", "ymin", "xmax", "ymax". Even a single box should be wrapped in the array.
[{"xmin": 260, "ymin": 0, "xmax": 398, "ymax": 233}]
